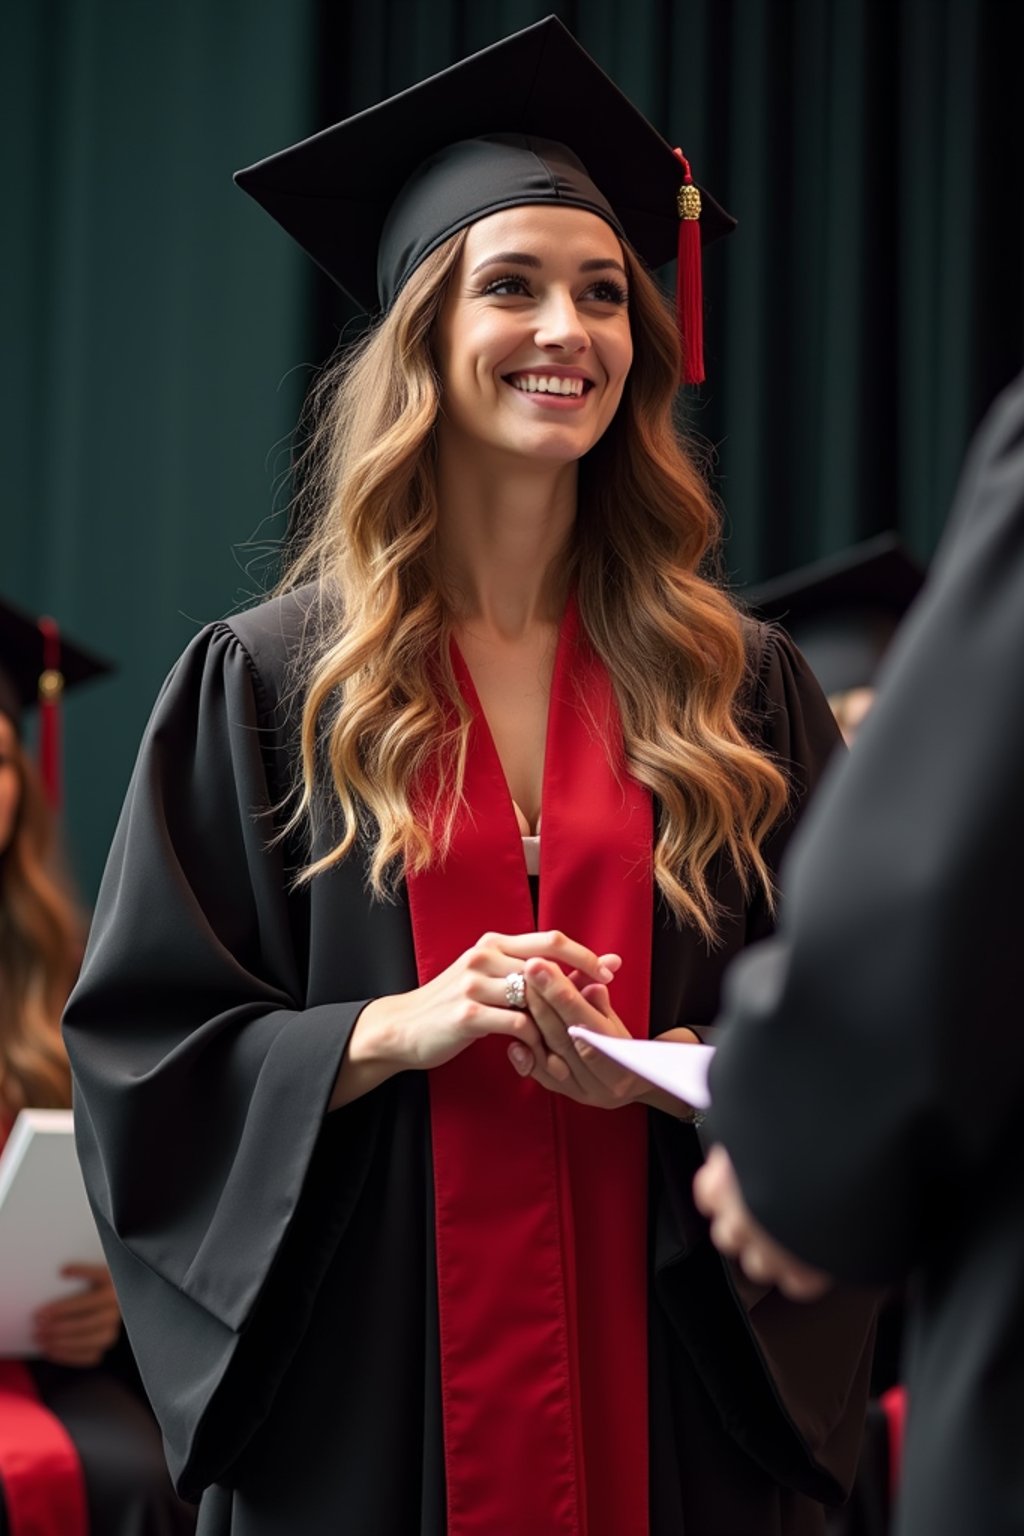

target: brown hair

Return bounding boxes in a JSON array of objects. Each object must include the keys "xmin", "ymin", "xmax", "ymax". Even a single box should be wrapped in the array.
[
  {"xmin": 280, "ymin": 229, "xmax": 788, "ymax": 939},
  {"xmin": 0, "ymin": 734, "xmax": 80, "ymax": 1116}
]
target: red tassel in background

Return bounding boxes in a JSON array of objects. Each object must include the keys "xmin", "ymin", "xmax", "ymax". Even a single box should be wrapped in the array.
[
  {"xmin": 37, "ymin": 617, "xmax": 63, "ymax": 810},
  {"xmin": 673, "ymin": 149, "xmax": 704, "ymax": 385}
]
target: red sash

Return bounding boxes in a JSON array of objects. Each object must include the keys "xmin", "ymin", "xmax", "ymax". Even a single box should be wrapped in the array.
[
  {"xmin": 0, "ymin": 1362, "xmax": 88, "ymax": 1536},
  {"xmin": 407, "ymin": 598, "xmax": 652, "ymax": 1536}
]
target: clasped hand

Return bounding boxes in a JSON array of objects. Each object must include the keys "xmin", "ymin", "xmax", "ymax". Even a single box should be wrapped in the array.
[
  {"xmin": 346, "ymin": 928, "xmax": 701, "ymax": 1116},
  {"xmin": 508, "ymin": 955, "xmax": 700, "ymax": 1115}
]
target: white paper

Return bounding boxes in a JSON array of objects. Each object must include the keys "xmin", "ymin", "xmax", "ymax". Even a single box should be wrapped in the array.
[
  {"xmin": 567, "ymin": 1028, "xmax": 715, "ymax": 1110},
  {"xmin": 0, "ymin": 1109, "xmax": 105, "ymax": 1355}
]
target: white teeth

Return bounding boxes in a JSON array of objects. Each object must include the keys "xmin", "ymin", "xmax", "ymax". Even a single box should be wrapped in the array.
[{"xmin": 510, "ymin": 374, "xmax": 585, "ymax": 396}]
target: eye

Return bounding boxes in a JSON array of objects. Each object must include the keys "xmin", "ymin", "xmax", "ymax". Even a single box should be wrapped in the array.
[
  {"xmin": 480, "ymin": 273, "xmax": 533, "ymax": 297},
  {"xmin": 582, "ymin": 278, "xmax": 628, "ymax": 306}
]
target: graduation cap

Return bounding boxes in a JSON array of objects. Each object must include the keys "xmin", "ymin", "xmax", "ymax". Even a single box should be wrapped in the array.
[
  {"xmin": 0, "ymin": 595, "xmax": 112, "ymax": 807},
  {"xmin": 744, "ymin": 533, "xmax": 926, "ymax": 697},
  {"xmin": 235, "ymin": 15, "xmax": 735, "ymax": 384}
]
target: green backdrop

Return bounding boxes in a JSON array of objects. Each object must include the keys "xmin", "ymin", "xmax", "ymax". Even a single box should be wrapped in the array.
[{"xmin": 5, "ymin": 0, "xmax": 1023, "ymax": 897}]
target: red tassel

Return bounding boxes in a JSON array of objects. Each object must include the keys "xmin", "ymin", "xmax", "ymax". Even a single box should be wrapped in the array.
[
  {"xmin": 673, "ymin": 149, "xmax": 704, "ymax": 386},
  {"xmin": 37, "ymin": 617, "xmax": 63, "ymax": 810}
]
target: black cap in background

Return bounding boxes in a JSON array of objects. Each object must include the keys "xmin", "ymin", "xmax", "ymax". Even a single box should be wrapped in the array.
[
  {"xmin": 0, "ymin": 595, "xmax": 112, "ymax": 734},
  {"xmin": 744, "ymin": 533, "xmax": 926, "ymax": 696}
]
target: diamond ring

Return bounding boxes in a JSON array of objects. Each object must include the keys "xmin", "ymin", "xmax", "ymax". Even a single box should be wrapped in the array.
[{"xmin": 504, "ymin": 971, "xmax": 526, "ymax": 1009}]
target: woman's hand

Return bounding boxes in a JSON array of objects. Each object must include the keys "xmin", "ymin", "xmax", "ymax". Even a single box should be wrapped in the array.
[
  {"xmin": 32, "ymin": 1264, "xmax": 122, "ymax": 1367},
  {"xmin": 507, "ymin": 959, "xmax": 702, "ymax": 1117},
  {"xmin": 329, "ymin": 931, "xmax": 619, "ymax": 1110}
]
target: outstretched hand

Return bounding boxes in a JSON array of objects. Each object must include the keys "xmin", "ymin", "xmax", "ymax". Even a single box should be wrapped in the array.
[{"xmin": 693, "ymin": 1145, "xmax": 833, "ymax": 1300}]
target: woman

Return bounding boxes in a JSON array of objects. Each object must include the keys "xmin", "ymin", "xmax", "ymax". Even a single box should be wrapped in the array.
[
  {"xmin": 0, "ymin": 603, "xmax": 195, "ymax": 1536},
  {"xmin": 65, "ymin": 19, "xmax": 876, "ymax": 1536}
]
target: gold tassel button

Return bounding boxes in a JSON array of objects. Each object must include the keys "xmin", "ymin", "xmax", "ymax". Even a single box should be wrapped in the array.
[
  {"xmin": 677, "ymin": 183, "xmax": 702, "ymax": 221},
  {"xmin": 38, "ymin": 668, "xmax": 65, "ymax": 700}
]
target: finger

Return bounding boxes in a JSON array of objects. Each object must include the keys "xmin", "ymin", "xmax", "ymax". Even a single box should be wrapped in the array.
[
  {"xmin": 737, "ymin": 1243, "xmax": 778, "ymax": 1285},
  {"xmin": 507, "ymin": 1041, "xmax": 573, "ymax": 1084},
  {"xmin": 708, "ymin": 1212, "xmax": 745, "ymax": 1257},
  {"xmin": 578, "ymin": 982, "xmax": 613, "ymax": 1017},
  {"xmin": 481, "ymin": 931, "xmax": 618, "ymax": 984},
  {"xmin": 35, "ymin": 1289, "xmax": 117, "ymax": 1324},
  {"xmin": 522, "ymin": 966, "xmax": 597, "ymax": 1091},
  {"xmin": 508, "ymin": 1043, "xmax": 588, "ymax": 1103},
  {"xmin": 566, "ymin": 954, "xmax": 622, "ymax": 990},
  {"xmin": 35, "ymin": 1320, "xmax": 119, "ymax": 1356},
  {"xmin": 35, "ymin": 1308, "xmax": 120, "ymax": 1345},
  {"xmin": 776, "ymin": 1266, "xmax": 833, "ymax": 1303},
  {"xmin": 39, "ymin": 1341, "xmax": 107, "ymax": 1368},
  {"xmin": 693, "ymin": 1146, "xmax": 731, "ymax": 1216},
  {"xmin": 59, "ymin": 1264, "xmax": 109, "ymax": 1283},
  {"xmin": 529, "ymin": 967, "xmax": 642, "ymax": 1100}
]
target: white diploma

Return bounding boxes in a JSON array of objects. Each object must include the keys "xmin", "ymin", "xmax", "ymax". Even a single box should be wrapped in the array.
[
  {"xmin": 0, "ymin": 1109, "xmax": 105, "ymax": 1356},
  {"xmin": 567, "ymin": 1028, "xmax": 715, "ymax": 1110}
]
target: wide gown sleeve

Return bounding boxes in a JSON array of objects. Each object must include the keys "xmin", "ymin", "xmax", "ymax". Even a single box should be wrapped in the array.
[
  {"xmin": 63, "ymin": 621, "xmax": 381, "ymax": 1500},
  {"xmin": 708, "ymin": 370, "xmax": 1024, "ymax": 1283}
]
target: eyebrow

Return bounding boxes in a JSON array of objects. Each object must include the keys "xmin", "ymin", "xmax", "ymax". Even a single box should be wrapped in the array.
[{"xmin": 470, "ymin": 251, "xmax": 628, "ymax": 279}]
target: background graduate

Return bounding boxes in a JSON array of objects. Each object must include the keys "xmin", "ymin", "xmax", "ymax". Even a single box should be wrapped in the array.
[
  {"xmin": 0, "ymin": 598, "xmax": 194, "ymax": 1536},
  {"xmin": 694, "ymin": 367, "xmax": 1024, "ymax": 1536},
  {"xmin": 65, "ymin": 19, "xmax": 876, "ymax": 1536}
]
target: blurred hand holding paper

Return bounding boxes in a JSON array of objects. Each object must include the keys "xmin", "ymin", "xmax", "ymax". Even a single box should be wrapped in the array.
[
  {"xmin": 568, "ymin": 1028, "xmax": 714, "ymax": 1109},
  {"xmin": 0, "ymin": 1109, "xmax": 105, "ymax": 1355}
]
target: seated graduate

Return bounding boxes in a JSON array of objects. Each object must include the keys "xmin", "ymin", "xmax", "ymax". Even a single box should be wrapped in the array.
[
  {"xmin": 0, "ymin": 596, "xmax": 195, "ymax": 1536},
  {"xmin": 64, "ymin": 19, "xmax": 878, "ymax": 1536}
]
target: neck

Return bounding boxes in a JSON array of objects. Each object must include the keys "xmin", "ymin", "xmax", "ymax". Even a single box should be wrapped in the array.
[{"xmin": 435, "ymin": 450, "xmax": 577, "ymax": 637}]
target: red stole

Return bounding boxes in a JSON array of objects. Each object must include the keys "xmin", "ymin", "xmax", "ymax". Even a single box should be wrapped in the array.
[
  {"xmin": 406, "ymin": 599, "xmax": 652, "ymax": 1536},
  {"xmin": 0, "ymin": 1364, "xmax": 88, "ymax": 1535}
]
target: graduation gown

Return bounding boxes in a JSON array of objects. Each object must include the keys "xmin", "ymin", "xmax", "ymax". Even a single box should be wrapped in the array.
[
  {"xmin": 64, "ymin": 591, "xmax": 877, "ymax": 1536},
  {"xmin": 708, "ymin": 368, "xmax": 1024, "ymax": 1536}
]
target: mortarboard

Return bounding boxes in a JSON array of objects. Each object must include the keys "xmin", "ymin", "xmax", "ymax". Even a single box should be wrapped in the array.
[
  {"xmin": 234, "ymin": 16, "xmax": 735, "ymax": 383},
  {"xmin": 0, "ymin": 594, "xmax": 112, "ymax": 807},
  {"xmin": 744, "ymin": 533, "xmax": 926, "ymax": 697}
]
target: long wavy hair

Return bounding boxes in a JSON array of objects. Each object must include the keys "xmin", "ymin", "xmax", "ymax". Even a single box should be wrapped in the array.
[
  {"xmin": 0, "ymin": 732, "xmax": 79, "ymax": 1116},
  {"xmin": 280, "ymin": 228, "xmax": 789, "ymax": 939}
]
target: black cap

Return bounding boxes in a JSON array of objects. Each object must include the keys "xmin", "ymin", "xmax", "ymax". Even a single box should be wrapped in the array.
[
  {"xmin": 234, "ymin": 15, "xmax": 735, "ymax": 314},
  {"xmin": 0, "ymin": 594, "xmax": 112, "ymax": 734},
  {"xmin": 744, "ymin": 534, "xmax": 926, "ymax": 696}
]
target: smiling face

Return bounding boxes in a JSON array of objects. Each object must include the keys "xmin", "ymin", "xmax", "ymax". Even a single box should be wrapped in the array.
[
  {"xmin": 0, "ymin": 713, "xmax": 22, "ymax": 858},
  {"xmin": 433, "ymin": 205, "xmax": 634, "ymax": 469}
]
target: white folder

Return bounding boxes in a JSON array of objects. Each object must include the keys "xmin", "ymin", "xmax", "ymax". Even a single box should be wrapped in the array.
[{"xmin": 0, "ymin": 1109, "xmax": 105, "ymax": 1356}]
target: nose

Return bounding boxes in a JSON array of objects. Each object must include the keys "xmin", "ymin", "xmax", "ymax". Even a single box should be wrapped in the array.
[{"xmin": 533, "ymin": 288, "xmax": 589, "ymax": 354}]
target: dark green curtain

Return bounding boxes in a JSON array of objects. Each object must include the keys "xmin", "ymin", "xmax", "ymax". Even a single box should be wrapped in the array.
[
  {"xmin": 6, "ymin": 0, "xmax": 1023, "ymax": 896},
  {"xmin": 5, "ymin": 0, "xmax": 317, "ymax": 895}
]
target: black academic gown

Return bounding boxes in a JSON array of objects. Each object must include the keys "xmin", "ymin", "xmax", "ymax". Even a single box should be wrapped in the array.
[
  {"xmin": 64, "ymin": 594, "xmax": 876, "ymax": 1536},
  {"xmin": 708, "ymin": 368, "xmax": 1024, "ymax": 1536}
]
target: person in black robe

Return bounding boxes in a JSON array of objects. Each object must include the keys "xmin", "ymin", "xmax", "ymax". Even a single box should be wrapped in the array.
[
  {"xmin": 0, "ymin": 599, "xmax": 195, "ymax": 1536},
  {"xmin": 695, "ymin": 365, "xmax": 1024, "ymax": 1536},
  {"xmin": 64, "ymin": 19, "xmax": 877, "ymax": 1536}
]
